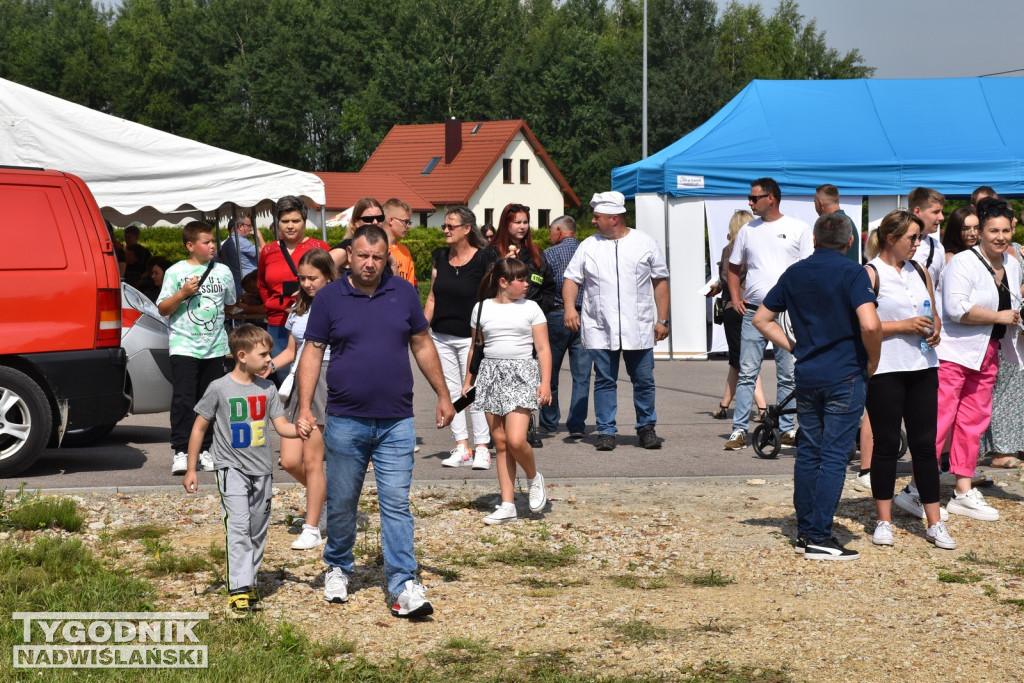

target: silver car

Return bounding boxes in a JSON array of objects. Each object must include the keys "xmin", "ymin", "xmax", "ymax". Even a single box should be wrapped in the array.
[{"xmin": 61, "ymin": 282, "xmax": 172, "ymax": 446}]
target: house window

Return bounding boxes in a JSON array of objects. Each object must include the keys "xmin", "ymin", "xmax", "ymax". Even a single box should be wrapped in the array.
[
  {"xmin": 520, "ymin": 159, "xmax": 529, "ymax": 184},
  {"xmin": 419, "ymin": 212, "xmax": 430, "ymax": 226},
  {"xmin": 484, "ymin": 208, "xmax": 494, "ymax": 226},
  {"xmin": 503, "ymin": 159, "xmax": 513, "ymax": 184},
  {"xmin": 538, "ymin": 209, "xmax": 550, "ymax": 228},
  {"xmin": 421, "ymin": 156, "xmax": 441, "ymax": 175}
]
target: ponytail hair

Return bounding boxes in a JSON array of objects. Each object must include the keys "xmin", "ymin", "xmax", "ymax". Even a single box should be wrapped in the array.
[
  {"xmin": 867, "ymin": 210, "xmax": 923, "ymax": 261},
  {"xmin": 865, "ymin": 230, "xmax": 881, "ymax": 260},
  {"xmin": 292, "ymin": 248, "xmax": 337, "ymax": 316},
  {"xmin": 476, "ymin": 258, "xmax": 530, "ymax": 301}
]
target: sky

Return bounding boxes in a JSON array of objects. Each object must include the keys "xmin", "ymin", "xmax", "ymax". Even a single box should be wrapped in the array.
[{"xmin": 768, "ymin": 0, "xmax": 1024, "ymax": 79}]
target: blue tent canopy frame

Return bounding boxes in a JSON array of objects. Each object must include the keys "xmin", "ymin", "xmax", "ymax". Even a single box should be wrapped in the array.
[{"xmin": 612, "ymin": 78, "xmax": 1024, "ymax": 199}]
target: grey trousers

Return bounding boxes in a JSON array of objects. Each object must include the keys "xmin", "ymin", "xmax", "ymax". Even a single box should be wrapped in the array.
[{"xmin": 216, "ymin": 467, "xmax": 273, "ymax": 592}]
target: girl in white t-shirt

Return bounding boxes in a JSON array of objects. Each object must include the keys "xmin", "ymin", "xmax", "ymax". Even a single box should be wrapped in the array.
[
  {"xmin": 269, "ymin": 248, "xmax": 336, "ymax": 550},
  {"xmin": 464, "ymin": 258, "xmax": 552, "ymax": 525}
]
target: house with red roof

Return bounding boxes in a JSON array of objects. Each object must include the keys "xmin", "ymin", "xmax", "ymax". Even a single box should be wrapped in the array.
[
  {"xmin": 360, "ymin": 119, "xmax": 579, "ymax": 228},
  {"xmin": 311, "ymin": 172, "xmax": 434, "ymax": 223}
]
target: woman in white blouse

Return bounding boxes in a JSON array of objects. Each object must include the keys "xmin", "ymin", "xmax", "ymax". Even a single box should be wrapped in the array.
[
  {"xmin": 864, "ymin": 210, "xmax": 953, "ymax": 549},
  {"xmin": 935, "ymin": 198, "xmax": 1023, "ymax": 523}
]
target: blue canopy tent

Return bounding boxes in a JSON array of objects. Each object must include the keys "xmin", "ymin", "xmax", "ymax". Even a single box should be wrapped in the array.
[{"xmin": 610, "ymin": 78, "xmax": 1024, "ymax": 359}]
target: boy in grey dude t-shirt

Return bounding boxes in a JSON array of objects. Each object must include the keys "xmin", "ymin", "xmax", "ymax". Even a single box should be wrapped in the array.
[{"xmin": 183, "ymin": 324, "xmax": 310, "ymax": 617}]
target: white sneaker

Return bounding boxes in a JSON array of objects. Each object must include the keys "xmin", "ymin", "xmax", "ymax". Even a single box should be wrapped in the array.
[
  {"xmin": 198, "ymin": 451, "xmax": 214, "ymax": 471},
  {"xmin": 483, "ymin": 502, "xmax": 517, "ymax": 525},
  {"xmin": 926, "ymin": 521, "xmax": 957, "ymax": 549},
  {"xmin": 528, "ymin": 472, "xmax": 547, "ymax": 512},
  {"xmin": 946, "ymin": 488, "xmax": 999, "ymax": 521},
  {"xmin": 441, "ymin": 444, "xmax": 473, "ymax": 467},
  {"xmin": 323, "ymin": 567, "xmax": 349, "ymax": 603},
  {"xmin": 171, "ymin": 452, "xmax": 188, "ymax": 475},
  {"xmin": 291, "ymin": 524, "xmax": 323, "ymax": 550},
  {"xmin": 852, "ymin": 471, "xmax": 872, "ymax": 493},
  {"xmin": 893, "ymin": 486, "xmax": 949, "ymax": 521},
  {"xmin": 472, "ymin": 445, "xmax": 491, "ymax": 470},
  {"xmin": 872, "ymin": 520, "xmax": 894, "ymax": 546},
  {"xmin": 390, "ymin": 579, "xmax": 433, "ymax": 618}
]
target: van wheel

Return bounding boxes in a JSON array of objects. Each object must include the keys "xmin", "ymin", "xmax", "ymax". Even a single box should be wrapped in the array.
[
  {"xmin": 0, "ymin": 367, "xmax": 52, "ymax": 477},
  {"xmin": 61, "ymin": 423, "xmax": 117, "ymax": 448}
]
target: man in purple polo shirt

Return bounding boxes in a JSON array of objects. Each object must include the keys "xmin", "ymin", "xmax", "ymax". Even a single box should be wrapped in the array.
[{"xmin": 296, "ymin": 224, "xmax": 454, "ymax": 618}]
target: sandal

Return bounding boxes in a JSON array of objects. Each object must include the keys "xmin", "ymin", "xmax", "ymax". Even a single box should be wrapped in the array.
[
  {"xmin": 988, "ymin": 455, "xmax": 1023, "ymax": 469},
  {"xmin": 711, "ymin": 403, "xmax": 729, "ymax": 420},
  {"xmin": 753, "ymin": 406, "xmax": 768, "ymax": 423}
]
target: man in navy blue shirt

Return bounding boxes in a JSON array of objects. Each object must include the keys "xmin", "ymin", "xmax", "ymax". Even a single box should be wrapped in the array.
[
  {"xmin": 753, "ymin": 212, "xmax": 881, "ymax": 561},
  {"xmin": 297, "ymin": 224, "xmax": 454, "ymax": 616}
]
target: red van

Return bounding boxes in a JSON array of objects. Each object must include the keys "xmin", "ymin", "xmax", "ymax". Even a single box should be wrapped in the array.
[{"xmin": 0, "ymin": 167, "xmax": 129, "ymax": 476}]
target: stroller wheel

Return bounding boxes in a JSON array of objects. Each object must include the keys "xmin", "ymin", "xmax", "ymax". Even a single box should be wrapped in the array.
[{"xmin": 752, "ymin": 424, "xmax": 781, "ymax": 459}]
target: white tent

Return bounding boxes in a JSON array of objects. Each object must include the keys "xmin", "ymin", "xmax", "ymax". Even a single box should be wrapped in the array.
[{"xmin": 0, "ymin": 78, "xmax": 325, "ymax": 225}]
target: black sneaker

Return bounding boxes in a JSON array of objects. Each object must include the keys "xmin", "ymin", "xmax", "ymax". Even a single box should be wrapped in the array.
[
  {"xmin": 794, "ymin": 534, "xmax": 808, "ymax": 554},
  {"xmin": 527, "ymin": 415, "xmax": 543, "ymax": 448},
  {"xmin": 804, "ymin": 537, "xmax": 859, "ymax": 561},
  {"xmin": 595, "ymin": 434, "xmax": 616, "ymax": 451},
  {"xmin": 637, "ymin": 425, "xmax": 661, "ymax": 449}
]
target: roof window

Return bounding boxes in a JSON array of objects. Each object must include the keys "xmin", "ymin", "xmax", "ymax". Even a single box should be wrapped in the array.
[{"xmin": 421, "ymin": 156, "xmax": 442, "ymax": 175}]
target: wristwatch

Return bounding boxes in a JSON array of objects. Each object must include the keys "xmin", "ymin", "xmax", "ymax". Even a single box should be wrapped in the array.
[
  {"xmin": 269, "ymin": 360, "xmax": 277, "ymax": 373},
  {"xmin": 656, "ymin": 319, "xmax": 670, "ymax": 327}
]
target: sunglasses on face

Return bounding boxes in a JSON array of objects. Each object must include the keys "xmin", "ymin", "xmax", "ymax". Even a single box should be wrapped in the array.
[
  {"xmin": 747, "ymin": 194, "xmax": 770, "ymax": 203},
  {"xmin": 359, "ymin": 214, "xmax": 385, "ymax": 224}
]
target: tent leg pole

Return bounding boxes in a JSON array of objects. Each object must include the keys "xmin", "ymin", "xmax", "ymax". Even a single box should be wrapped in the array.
[{"xmin": 320, "ymin": 206, "xmax": 327, "ymax": 241}]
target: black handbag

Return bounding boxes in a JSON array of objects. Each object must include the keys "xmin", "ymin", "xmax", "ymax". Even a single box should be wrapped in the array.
[
  {"xmin": 713, "ymin": 296, "xmax": 725, "ymax": 325},
  {"xmin": 469, "ymin": 300, "xmax": 485, "ymax": 376},
  {"xmin": 278, "ymin": 240, "xmax": 300, "ymax": 300}
]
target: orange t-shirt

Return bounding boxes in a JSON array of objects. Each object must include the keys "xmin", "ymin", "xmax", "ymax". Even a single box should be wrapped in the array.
[{"xmin": 390, "ymin": 243, "xmax": 417, "ymax": 287}]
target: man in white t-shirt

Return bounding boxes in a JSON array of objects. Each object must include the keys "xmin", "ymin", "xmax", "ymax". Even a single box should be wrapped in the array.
[
  {"xmin": 909, "ymin": 187, "xmax": 946, "ymax": 289},
  {"xmin": 725, "ymin": 178, "xmax": 813, "ymax": 450}
]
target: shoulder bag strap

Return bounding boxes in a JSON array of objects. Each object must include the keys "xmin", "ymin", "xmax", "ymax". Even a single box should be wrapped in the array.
[
  {"xmin": 865, "ymin": 263, "xmax": 880, "ymax": 298},
  {"xmin": 195, "ymin": 260, "xmax": 216, "ymax": 290},
  {"xmin": 473, "ymin": 299, "xmax": 484, "ymax": 347},
  {"xmin": 926, "ymin": 236, "xmax": 935, "ymax": 267},
  {"xmin": 279, "ymin": 240, "xmax": 299, "ymax": 277}
]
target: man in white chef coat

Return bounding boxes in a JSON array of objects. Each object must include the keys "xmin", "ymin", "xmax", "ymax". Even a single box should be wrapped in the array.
[{"xmin": 563, "ymin": 191, "xmax": 670, "ymax": 452}]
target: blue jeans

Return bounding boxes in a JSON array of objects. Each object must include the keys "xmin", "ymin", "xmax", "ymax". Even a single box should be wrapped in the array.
[
  {"xmin": 590, "ymin": 348, "xmax": 656, "ymax": 435},
  {"xmin": 322, "ymin": 415, "xmax": 417, "ymax": 598},
  {"xmin": 733, "ymin": 308, "xmax": 795, "ymax": 433},
  {"xmin": 793, "ymin": 374, "xmax": 865, "ymax": 543},
  {"xmin": 539, "ymin": 310, "xmax": 592, "ymax": 433},
  {"xmin": 267, "ymin": 324, "xmax": 292, "ymax": 384}
]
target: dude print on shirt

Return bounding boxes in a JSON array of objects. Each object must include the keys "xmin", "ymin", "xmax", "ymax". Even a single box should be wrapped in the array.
[{"xmin": 228, "ymin": 395, "xmax": 268, "ymax": 448}]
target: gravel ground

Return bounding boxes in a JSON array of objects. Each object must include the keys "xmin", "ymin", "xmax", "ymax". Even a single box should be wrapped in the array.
[{"xmin": 24, "ymin": 469, "xmax": 1024, "ymax": 682}]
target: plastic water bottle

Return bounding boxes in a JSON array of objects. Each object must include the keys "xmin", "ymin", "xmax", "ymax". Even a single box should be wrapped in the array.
[{"xmin": 920, "ymin": 300, "xmax": 933, "ymax": 353}]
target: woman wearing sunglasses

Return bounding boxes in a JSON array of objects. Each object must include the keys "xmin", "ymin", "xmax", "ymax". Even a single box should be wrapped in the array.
[
  {"xmin": 330, "ymin": 197, "xmax": 386, "ymax": 271},
  {"xmin": 424, "ymin": 206, "xmax": 496, "ymax": 469},
  {"xmin": 862, "ymin": 210, "xmax": 953, "ymax": 549},
  {"xmin": 935, "ymin": 198, "xmax": 1024, "ymax": 522},
  {"xmin": 494, "ymin": 204, "xmax": 556, "ymax": 315}
]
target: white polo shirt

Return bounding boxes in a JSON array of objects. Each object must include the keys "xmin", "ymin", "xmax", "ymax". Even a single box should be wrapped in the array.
[
  {"xmin": 563, "ymin": 229, "xmax": 669, "ymax": 351},
  {"xmin": 728, "ymin": 215, "xmax": 812, "ymax": 305}
]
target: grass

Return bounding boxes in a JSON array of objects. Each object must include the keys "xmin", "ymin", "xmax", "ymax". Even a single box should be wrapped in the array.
[
  {"xmin": 489, "ymin": 542, "xmax": 579, "ymax": 569},
  {"xmin": 609, "ymin": 575, "xmax": 669, "ymax": 590},
  {"xmin": 517, "ymin": 577, "xmax": 587, "ymax": 589},
  {"xmin": 5, "ymin": 496, "xmax": 83, "ymax": 532},
  {"xmin": 603, "ymin": 619, "xmax": 672, "ymax": 644},
  {"xmin": 684, "ymin": 568, "xmax": 735, "ymax": 587},
  {"xmin": 114, "ymin": 523, "xmax": 172, "ymax": 540},
  {"xmin": 691, "ymin": 617, "xmax": 735, "ymax": 635},
  {"xmin": 1002, "ymin": 598, "xmax": 1024, "ymax": 611},
  {"xmin": 145, "ymin": 552, "xmax": 212, "ymax": 576},
  {"xmin": 937, "ymin": 569, "xmax": 983, "ymax": 584}
]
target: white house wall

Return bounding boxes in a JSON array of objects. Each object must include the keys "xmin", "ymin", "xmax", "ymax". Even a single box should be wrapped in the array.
[{"xmin": 422, "ymin": 133, "xmax": 567, "ymax": 229}]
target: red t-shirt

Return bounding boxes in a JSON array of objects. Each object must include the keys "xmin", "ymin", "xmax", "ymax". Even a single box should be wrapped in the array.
[{"xmin": 257, "ymin": 237, "xmax": 330, "ymax": 326}]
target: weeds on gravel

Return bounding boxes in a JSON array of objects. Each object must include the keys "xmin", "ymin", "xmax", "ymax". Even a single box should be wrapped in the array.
[
  {"xmin": 517, "ymin": 577, "xmax": 587, "ymax": 589},
  {"xmin": 434, "ymin": 566, "xmax": 462, "ymax": 581},
  {"xmin": 937, "ymin": 569, "xmax": 983, "ymax": 584},
  {"xmin": 490, "ymin": 543, "xmax": 579, "ymax": 569},
  {"xmin": 691, "ymin": 617, "xmax": 735, "ymax": 635},
  {"xmin": 4, "ymin": 494, "xmax": 83, "ymax": 532},
  {"xmin": 114, "ymin": 523, "xmax": 171, "ymax": 540},
  {"xmin": 1003, "ymin": 598, "xmax": 1024, "ymax": 611},
  {"xmin": 209, "ymin": 540, "xmax": 226, "ymax": 562},
  {"xmin": 684, "ymin": 568, "xmax": 735, "ymax": 587},
  {"xmin": 609, "ymin": 575, "xmax": 669, "ymax": 590},
  {"xmin": 603, "ymin": 619, "xmax": 672, "ymax": 643}
]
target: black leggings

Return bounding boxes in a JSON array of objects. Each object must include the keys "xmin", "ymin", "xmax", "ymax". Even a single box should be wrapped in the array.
[{"xmin": 864, "ymin": 368, "xmax": 940, "ymax": 504}]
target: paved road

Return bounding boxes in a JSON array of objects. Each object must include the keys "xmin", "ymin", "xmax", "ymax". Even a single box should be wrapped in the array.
[{"xmin": 11, "ymin": 357, "xmax": 841, "ymax": 492}]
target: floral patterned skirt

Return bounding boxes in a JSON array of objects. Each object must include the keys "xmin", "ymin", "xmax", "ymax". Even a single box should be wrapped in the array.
[{"xmin": 475, "ymin": 358, "xmax": 540, "ymax": 416}]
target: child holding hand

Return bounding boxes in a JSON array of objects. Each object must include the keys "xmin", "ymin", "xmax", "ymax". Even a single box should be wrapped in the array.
[{"xmin": 183, "ymin": 324, "xmax": 311, "ymax": 618}]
